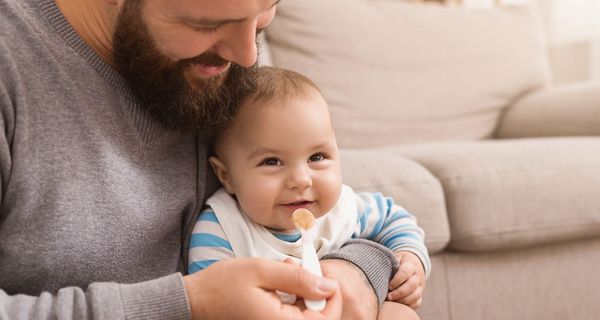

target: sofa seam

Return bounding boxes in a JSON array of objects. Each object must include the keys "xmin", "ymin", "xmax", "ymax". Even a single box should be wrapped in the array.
[
  {"xmin": 349, "ymin": 179, "xmax": 441, "ymax": 190},
  {"xmin": 436, "ymin": 166, "xmax": 600, "ymax": 183},
  {"xmin": 442, "ymin": 253, "xmax": 454, "ymax": 320},
  {"xmin": 451, "ymin": 218, "xmax": 600, "ymax": 242}
]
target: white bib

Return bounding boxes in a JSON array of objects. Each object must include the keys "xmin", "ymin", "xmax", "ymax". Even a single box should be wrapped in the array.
[{"xmin": 206, "ymin": 185, "xmax": 358, "ymax": 262}]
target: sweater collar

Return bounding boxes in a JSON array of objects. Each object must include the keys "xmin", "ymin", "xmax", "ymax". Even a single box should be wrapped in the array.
[{"xmin": 37, "ymin": 0, "xmax": 181, "ymax": 146}]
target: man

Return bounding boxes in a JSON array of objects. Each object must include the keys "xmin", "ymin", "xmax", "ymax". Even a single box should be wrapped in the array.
[{"xmin": 0, "ymin": 0, "xmax": 399, "ymax": 318}]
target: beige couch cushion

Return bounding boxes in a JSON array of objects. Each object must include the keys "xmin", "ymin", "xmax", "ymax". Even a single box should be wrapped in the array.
[
  {"xmin": 340, "ymin": 149, "xmax": 450, "ymax": 253},
  {"xmin": 496, "ymin": 82, "xmax": 600, "ymax": 138},
  {"xmin": 266, "ymin": 0, "xmax": 550, "ymax": 148},
  {"xmin": 385, "ymin": 137, "xmax": 600, "ymax": 252},
  {"xmin": 420, "ymin": 238, "xmax": 600, "ymax": 320}
]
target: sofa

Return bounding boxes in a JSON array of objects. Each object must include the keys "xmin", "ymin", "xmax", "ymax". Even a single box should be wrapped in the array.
[{"xmin": 260, "ymin": 1, "xmax": 600, "ymax": 319}]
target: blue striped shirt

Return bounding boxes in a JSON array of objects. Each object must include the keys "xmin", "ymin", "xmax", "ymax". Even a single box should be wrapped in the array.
[{"xmin": 188, "ymin": 192, "xmax": 431, "ymax": 276}]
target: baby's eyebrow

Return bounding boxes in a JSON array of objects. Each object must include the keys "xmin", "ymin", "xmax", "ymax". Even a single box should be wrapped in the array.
[
  {"xmin": 247, "ymin": 147, "xmax": 281, "ymax": 160},
  {"xmin": 309, "ymin": 141, "xmax": 337, "ymax": 151}
]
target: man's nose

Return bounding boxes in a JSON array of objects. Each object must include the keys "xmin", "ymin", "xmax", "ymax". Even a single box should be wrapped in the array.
[{"xmin": 215, "ymin": 21, "xmax": 258, "ymax": 68}]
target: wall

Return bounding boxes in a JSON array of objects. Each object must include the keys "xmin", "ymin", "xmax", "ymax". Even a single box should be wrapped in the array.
[{"xmin": 462, "ymin": 0, "xmax": 600, "ymax": 84}]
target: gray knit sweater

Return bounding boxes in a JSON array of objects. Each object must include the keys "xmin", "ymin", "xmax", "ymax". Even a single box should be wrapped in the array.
[
  {"xmin": 0, "ymin": 0, "xmax": 396, "ymax": 318},
  {"xmin": 0, "ymin": 0, "xmax": 215, "ymax": 318}
]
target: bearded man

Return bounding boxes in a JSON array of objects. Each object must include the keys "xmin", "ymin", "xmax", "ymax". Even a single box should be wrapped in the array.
[{"xmin": 0, "ymin": 0, "xmax": 398, "ymax": 319}]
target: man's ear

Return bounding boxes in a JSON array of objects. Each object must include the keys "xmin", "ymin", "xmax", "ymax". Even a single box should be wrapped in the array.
[{"xmin": 209, "ymin": 156, "xmax": 235, "ymax": 194}]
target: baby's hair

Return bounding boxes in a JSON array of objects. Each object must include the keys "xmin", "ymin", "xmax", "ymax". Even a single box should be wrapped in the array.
[
  {"xmin": 211, "ymin": 67, "xmax": 323, "ymax": 157},
  {"xmin": 242, "ymin": 66, "xmax": 322, "ymax": 108}
]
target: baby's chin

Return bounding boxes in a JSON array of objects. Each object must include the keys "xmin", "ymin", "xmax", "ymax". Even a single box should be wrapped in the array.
[{"xmin": 265, "ymin": 224, "xmax": 298, "ymax": 233}]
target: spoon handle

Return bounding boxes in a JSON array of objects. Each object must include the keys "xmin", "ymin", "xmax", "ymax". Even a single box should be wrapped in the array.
[{"xmin": 301, "ymin": 233, "xmax": 326, "ymax": 311}]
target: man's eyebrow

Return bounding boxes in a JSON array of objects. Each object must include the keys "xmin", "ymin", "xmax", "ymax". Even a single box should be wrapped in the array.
[
  {"xmin": 182, "ymin": 0, "xmax": 281, "ymax": 27},
  {"xmin": 182, "ymin": 16, "xmax": 244, "ymax": 27}
]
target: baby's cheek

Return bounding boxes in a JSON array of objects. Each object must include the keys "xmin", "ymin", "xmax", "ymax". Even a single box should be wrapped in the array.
[
  {"xmin": 321, "ymin": 181, "xmax": 343, "ymax": 215},
  {"xmin": 240, "ymin": 181, "xmax": 279, "ymax": 213}
]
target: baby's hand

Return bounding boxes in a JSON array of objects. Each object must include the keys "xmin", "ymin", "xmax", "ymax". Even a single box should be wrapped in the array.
[{"xmin": 387, "ymin": 251, "xmax": 426, "ymax": 309}]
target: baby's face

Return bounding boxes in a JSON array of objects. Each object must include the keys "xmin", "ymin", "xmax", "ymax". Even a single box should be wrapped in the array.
[{"xmin": 215, "ymin": 91, "xmax": 342, "ymax": 231}]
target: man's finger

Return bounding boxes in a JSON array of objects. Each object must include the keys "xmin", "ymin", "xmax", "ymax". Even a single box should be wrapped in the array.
[
  {"xmin": 276, "ymin": 286, "xmax": 342, "ymax": 320},
  {"xmin": 282, "ymin": 257, "xmax": 300, "ymax": 266},
  {"xmin": 253, "ymin": 259, "xmax": 339, "ymax": 300}
]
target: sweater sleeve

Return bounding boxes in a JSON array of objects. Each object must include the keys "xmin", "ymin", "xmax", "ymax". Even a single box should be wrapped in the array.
[
  {"xmin": 0, "ymin": 57, "xmax": 14, "ymax": 208},
  {"xmin": 0, "ymin": 87, "xmax": 191, "ymax": 319},
  {"xmin": 322, "ymin": 239, "xmax": 399, "ymax": 306},
  {"xmin": 353, "ymin": 192, "xmax": 431, "ymax": 278},
  {"xmin": 0, "ymin": 58, "xmax": 190, "ymax": 320},
  {"xmin": 0, "ymin": 273, "xmax": 190, "ymax": 320}
]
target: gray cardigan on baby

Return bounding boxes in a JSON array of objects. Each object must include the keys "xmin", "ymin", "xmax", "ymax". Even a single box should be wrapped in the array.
[{"xmin": 0, "ymin": 0, "xmax": 396, "ymax": 318}]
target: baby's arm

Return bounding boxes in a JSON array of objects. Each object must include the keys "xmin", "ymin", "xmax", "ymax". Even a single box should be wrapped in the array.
[
  {"xmin": 354, "ymin": 193, "xmax": 431, "ymax": 309},
  {"xmin": 188, "ymin": 208, "xmax": 235, "ymax": 273}
]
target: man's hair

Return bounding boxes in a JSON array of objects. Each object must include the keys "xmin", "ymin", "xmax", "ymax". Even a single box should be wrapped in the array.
[{"xmin": 211, "ymin": 67, "xmax": 323, "ymax": 156}]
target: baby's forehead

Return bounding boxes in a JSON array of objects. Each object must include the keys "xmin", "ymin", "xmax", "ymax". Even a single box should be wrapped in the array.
[
  {"xmin": 222, "ymin": 90, "xmax": 330, "ymax": 135},
  {"xmin": 246, "ymin": 84, "xmax": 323, "ymax": 110},
  {"xmin": 244, "ymin": 89, "xmax": 327, "ymax": 122}
]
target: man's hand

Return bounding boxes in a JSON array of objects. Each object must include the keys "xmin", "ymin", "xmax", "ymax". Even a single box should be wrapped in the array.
[
  {"xmin": 184, "ymin": 258, "xmax": 342, "ymax": 320},
  {"xmin": 387, "ymin": 251, "xmax": 426, "ymax": 309},
  {"xmin": 320, "ymin": 259, "xmax": 378, "ymax": 320}
]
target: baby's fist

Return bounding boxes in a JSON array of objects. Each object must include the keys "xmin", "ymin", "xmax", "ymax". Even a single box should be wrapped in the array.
[{"xmin": 387, "ymin": 251, "xmax": 426, "ymax": 309}]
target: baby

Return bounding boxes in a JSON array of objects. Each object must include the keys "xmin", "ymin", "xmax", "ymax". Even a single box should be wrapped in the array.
[{"xmin": 189, "ymin": 66, "xmax": 431, "ymax": 318}]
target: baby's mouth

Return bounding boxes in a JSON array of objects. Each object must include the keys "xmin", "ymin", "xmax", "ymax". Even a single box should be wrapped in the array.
[{"xmin": 282, "ymin": 200, "xmax": 314, "ymax": 211}]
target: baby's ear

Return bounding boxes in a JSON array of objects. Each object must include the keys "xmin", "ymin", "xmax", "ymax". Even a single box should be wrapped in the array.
[{"xmin": 209, "ymin": 156, "xmax": 235, "ymax": 194}]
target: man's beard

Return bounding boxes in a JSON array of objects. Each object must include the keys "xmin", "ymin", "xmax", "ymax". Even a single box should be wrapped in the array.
[{"xmin": 112, "ymin": 0, "xmax": 256, "ymax": 133}]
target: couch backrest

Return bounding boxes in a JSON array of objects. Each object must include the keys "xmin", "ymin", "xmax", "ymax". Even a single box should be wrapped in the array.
[{"xmin": 264, "ymin": 0, "xmax": 551, "ymax": 148}]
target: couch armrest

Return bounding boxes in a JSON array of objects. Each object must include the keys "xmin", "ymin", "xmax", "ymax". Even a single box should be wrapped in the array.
[{"xmin": 494, "ymin": 82, "xmax": 600, "ymax": 138}]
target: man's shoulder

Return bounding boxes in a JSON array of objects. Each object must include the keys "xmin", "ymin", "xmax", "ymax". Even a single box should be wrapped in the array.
[
  {"xmin": 0, "ymin": 0, "xmax": 16, "ymax": 12},
  {"xmin": 0, "ymin": 0, "xmax": 33, "ymax": 27},
  {"xmin": 0, "ymin": 0, "xmax": 62, "ymax": 87},
  {"xmin": 1, "ymin": 0, "xmax": 49, "ymax": 46}
]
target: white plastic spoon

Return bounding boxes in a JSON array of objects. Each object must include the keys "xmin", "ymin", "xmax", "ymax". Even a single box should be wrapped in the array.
[{"xmin": 292, "ymin": 208, "xmax": 326, "ymax": 312}]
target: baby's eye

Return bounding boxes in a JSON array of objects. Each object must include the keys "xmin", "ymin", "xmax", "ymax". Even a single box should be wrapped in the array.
[
  {"xmin": 308, "ymin": 153, "xmax": 325, "ymax": 162},
  {"xmin": 261, "ymin": 157, "xmax": 282, "ymax": 166}
]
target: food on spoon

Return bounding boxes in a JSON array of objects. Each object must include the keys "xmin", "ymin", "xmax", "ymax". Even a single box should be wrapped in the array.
[{"xmin": 292, "ymin": 208, "xmax": 315, "ymax": 230}]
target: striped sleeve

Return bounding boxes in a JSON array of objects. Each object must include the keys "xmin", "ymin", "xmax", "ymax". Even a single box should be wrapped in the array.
[
  {"xmin": 353, "ymin": 192, "xmax": 431, "ymax": 278},
  {"xmin": 187, "ymin": 207, "xmax": 235, "ymax": 274}
]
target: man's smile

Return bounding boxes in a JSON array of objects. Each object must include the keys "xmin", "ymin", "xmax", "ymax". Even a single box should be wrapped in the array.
[{"xmin": 190, "ymin": 62, "xmax": 231, "ymax": 78}]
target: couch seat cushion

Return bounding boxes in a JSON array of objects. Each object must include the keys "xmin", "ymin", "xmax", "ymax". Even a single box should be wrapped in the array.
[
  {"xmin": 385, "ymin": 137, "xmax": 600, "ymax": 251},
  {"xmin": 340, "ymin": 149, "xmax": 450, "ymax": 253}
]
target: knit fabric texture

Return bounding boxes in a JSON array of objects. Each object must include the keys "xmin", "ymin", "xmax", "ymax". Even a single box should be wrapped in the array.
[{"xmin": 323, "ymin": 239, "xmax": 399, "ymax": 305}]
